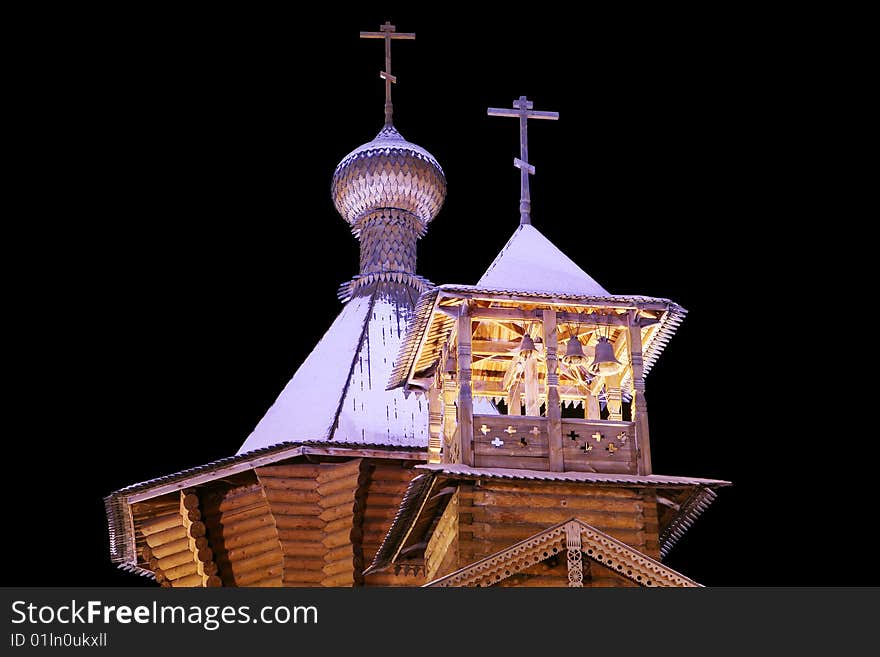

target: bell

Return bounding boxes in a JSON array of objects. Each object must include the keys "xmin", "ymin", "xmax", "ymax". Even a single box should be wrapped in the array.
[
  {"xmin": 517, "ymin": 333, "xmax": 536, "ymax": 360},
  {"xmin": 561, "ymin": 336, "xmax": 590, "ymax": 367},
  {"xmin": 588, "ymin": 336, "xmax": 623, "ymax": 376}
]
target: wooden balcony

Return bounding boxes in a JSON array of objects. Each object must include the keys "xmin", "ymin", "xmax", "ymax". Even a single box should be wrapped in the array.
[{"xmin": 471, "ymin": 415, "xmax": 637, "ymax": 474}]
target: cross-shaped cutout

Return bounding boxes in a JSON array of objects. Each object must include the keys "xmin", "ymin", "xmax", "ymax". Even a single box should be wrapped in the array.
[
  {"xmin": 567, "ymin": 430, "xmax": 579, "ymax": 441},
  {"xmin": 606, "ymin": 443, "xmax": 618, "ymax": 454},
  {"xmin": 582, "ymin": 443, "xmax": 593, "ymax": 453},
  {"xmin": 530, "ymin": 426, "xmax": 541, "ymax": 436},
  {"xmin": 490, "ymin": 437, "xmax": 504, "ymax": 447},
  {"xmin": 617, "ymin": 431, "xmax": 628, "ymax": 444},
  {"xmin": 504, "ymin": 426, "xmax": 517, "ymax": 435},
  {"xmin": 519, "ymin": 437, "xmax": 528, "ymax": 448},
  {"xmin": 592, "ymin": 432, "xmax": 603, "ymax": 443},
  {"xmin": 480, "ymin": 424, "xmax": 490, "ymax": 435}
]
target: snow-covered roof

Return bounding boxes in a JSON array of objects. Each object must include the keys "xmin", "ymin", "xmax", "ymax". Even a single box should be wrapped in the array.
[
  {"xmin": 237, "ymin": 286, "xmax": 430, "ymax": 454},
  {"xmin": 478, "ymin": 224, "xmax": 610, "ymax": 296}
]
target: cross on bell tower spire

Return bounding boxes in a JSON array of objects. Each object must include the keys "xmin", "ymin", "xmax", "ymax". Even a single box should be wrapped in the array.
[
  {"xmin": 488, "ymin": 96, "xmax": 559, "ymax": 225},
  {"xmin": 360, "ymin": 21, "xmax": 416, "ymax": 127}
]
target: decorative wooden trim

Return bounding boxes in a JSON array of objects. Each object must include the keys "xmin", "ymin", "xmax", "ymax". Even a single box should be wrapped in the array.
[{"xmin": 424, "ymin": 518, "xmax": 701, "ymax": 588}]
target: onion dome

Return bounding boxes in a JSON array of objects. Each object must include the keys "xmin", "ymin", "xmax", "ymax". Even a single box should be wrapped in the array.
[{"xmin": 331, "ymin": 125, "xmax": 447, "ymax": 232}]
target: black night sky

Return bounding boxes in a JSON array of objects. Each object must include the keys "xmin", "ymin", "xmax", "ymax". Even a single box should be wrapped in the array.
[{"xmin": 6, "ymin": 8, "xmax": 860, "ymax": 586}]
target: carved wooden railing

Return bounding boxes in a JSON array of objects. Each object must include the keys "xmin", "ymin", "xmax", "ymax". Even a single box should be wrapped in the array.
[{"xmin": 471, "ymin": 415, "xmax": 636, "ymax": 474}]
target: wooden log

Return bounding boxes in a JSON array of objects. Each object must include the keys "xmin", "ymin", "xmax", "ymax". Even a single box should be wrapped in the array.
[
  {"xmin": 257, "ymin": 477, "xmax": 318, "ymax": 491},
  {"xmin": 144, "ymin": 525, "xmax": 187, "ymax": 547},
  {"xmin": 323, "ymin": 528, "xmax": 353, "ymax": 549},
  {"xmin": 188, "ymin": 521, "xmax": 206, "ymax": 538},
  {"xmin": 152, "ymin": 550, "xmax": 195, "ymax": 571},
  {"xmin": 280, "ymin": 542, "xmax": 325, "ymax": 558},
  {"xmin": 236, "ymin": 566, "xmax": 283, "ymax": 586},
  {"xmin": 283, "ymin": 569, "xmax": 325, "ymax": 584},
  {"xmin": 222, "ymin": 526, "xmax": 278, "ymax": 549},
  {"xmin": 319, "ymin": 490, "xmax": 356, "ymax": 510},
  {"xmin": 276, "ymin": 528, "xmax": 324, "ymax": 542},
  {"xmin": 202, "ymin": 561, "xmax": 219, "ymax": 576},
  {"xmin": 263, "ymin": 503, "xmax": 321, "ymax": 517},
  {"xmin": 227, "ymin": 549, "xmax": 282, "ymax": 576},
  {"xmin": 220, "ymin": 514, "xmax": 274, "ymax": 536},
  {"xmin": 320, "ymin": 504, "xmax": 354, "ymax": 523},
  {"xmin": 321, "ymin": 571, "xmax": 354, "ymax": 587},
  {"xmin": 469, "ymin": 506, "xmax": 645, "ymax": 529},
  {"xmin": 265, "ymin": 489, "xmax": 320, "ymax": 504},
  {"xmin": 323, "ymin": 558, "xmax": 353, "ymax": 577},
  {"xmin": 324, "ymin": 543, "xmax": 354, "ymax": 564},
  {"xmin": 147, "ymin": 537, "xmax": 189, "ymax": 559},
  {"xmin": 197, "ymin": 547, "xmax": 213, "ymax": 563},
  {"xmin": 225, "ymin": 538, "xmax": 280, "ymax": 562},
  {"xmin": 171, "ymin": 573, "xmax": 203, "ymax": 587},
  {"xmin": 256, "ymin": 464, "xmax": 321, "ymax": 479},
  {"xmin": 187, "ymin": 509, "xmax": 202, "ymax": 522},
  {"xmin": 132, "ymin": 499, "xmax": 180, "ymax": 515},
  {"xmin": 273, "ymin": 516, "xmax": 324, "ymax": 530},
  {"xmin": 195, "ymin": 536, "xmax": 209, "ymax": 550},
  {"xmin": 369, "ymin": 467, "xmax": 418, "ymax": 482},
  {"xmin": 317, "ymin": 474, "xmax": 360, "ymax": 497},
  {"xmin": 163, "ymin": 561, "xmax": 198, "ymax": 580},
  {"xmin": 205, "ymin": 575, "xmax": 222, "ymax": 587},
  {"xmin": 154, "ymin": 569, "xmax": 166, "ymax": 584},
  {"xmin": 476, "ymin": 481, "xmax": 640, "ymax": 498},
  {"xmin": 140, "ymin": 512, "xmax": 183, "ymax": 536},
  {"xmin": 159, "ymin": 580, "xmax": 173, "ymax": 588},
  {"xmin": 182, "ymin": 493, "xmax": 200, "ymax": 511},
  {"xmin": 282, "ymin": 557, "xmax": 325, "ymax": 571},
  {"xmin": 467, "ymin": 490, "xmax": 644, "ymax": 512},
  {"xmin": 324, "ymin": 516, "xmax": 353, "ymax": 535},
  {"xmin": 203, "ymin": 503, "xmax": 268, "ymax": 525},
  {"xmin": 316, "ymin": 459, "xmax": 362, "ymax": 484},
  {"xmin": 215, "ymin": 488, "xmax": 265, "ymax": 513},
  {"xmin": 363, "ymin": 480, "xmax": 408, "ymax": 495}
]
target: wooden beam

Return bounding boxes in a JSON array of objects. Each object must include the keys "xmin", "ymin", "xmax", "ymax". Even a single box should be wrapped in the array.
[
  {"xmin": 471, "ymin": 340, "xmax": 520, "ymax": 355},
  {"xmin": 457, "ymin": 304, "xmax": 475, "ymax": 466},
  {"xmin": 543, "ymin": 310, "xmax": 563, "ymax": 471},
  {"xmin": 438, "ymin": 290, "xmax": 670, "ymax": 312},
  {"xmin": 628, "ymin": 312, "xmax": 652, "ymax": 475}
]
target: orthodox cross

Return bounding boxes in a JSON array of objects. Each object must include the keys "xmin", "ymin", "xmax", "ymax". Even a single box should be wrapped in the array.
[
  {"xmin": 487, "ymin": 96, "xmax": 559, "ymax": 225},
  {"xmin": 360, "ymin": 21, "xmax": 415, "ymax": 126}
]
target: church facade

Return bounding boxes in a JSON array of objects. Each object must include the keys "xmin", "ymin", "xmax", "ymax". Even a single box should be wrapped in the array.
[{"xmin": 104, "ymin": 23, "xmax": 728, "ymax": 588}]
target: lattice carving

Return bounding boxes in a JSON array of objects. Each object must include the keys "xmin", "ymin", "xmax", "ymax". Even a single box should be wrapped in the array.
[
  {"xmin": 565, "ymin": 522, "xmax": 583, "ymax": 588},
  {"xmin": 425, "ymin": 518, "xmax": 702, "ymax": 588}
]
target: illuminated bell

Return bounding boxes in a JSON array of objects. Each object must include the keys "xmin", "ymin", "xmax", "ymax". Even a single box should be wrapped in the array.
[
  {"xmin": 589, "ymin": 336, "xmax": 623, "ymax": 376},
  {"xmin": 561, "ymin": 336, "xmax": 590, "ymax": 367},
  {"xmin": 517, "ymin": 333, "xmax": 536, "ymax": 360}
]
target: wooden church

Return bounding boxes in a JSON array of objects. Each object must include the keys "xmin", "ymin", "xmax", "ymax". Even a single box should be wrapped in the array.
[{"xmin": 104, "ymin": 23, "xmax": 729, "ymax": 588}]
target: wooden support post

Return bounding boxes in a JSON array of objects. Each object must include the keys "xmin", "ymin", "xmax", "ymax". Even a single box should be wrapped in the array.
[
  {"xmin": 605, "ymin": 374, "xmax": 623, "ymax": 421},
  {"xmin": 524, "ymin": 353, "xmax": 540, "ymax": 417},
  {"xmin": 628, "ymin": 314, "xmax": 652, "ymax": 475},
  {"xmin": 442, "ymin": 364, "xmax": 459, "ymax": 464},
  {"xmin": 457, "ymin": 304, "xmax": 475, "ymax": 466},
  {"xmin": 543, "ymin": 310, "xmax": 563, "ymax": 471},
  {"xmin": 584, "ymin": 393, "xmax": 600, "ymax": 420},
  {"xmin": 507, "ymin": 381, "xmax": 522, "ymax": 416},
  {"xmin": 427, "ymin": 385, "xmax": 442, "ymax": 464}
]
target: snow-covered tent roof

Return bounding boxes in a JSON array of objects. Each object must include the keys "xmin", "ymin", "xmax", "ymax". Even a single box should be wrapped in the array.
[{"xmin": 478, "ymin": 224, "xmax": 609, "ymax": 297}]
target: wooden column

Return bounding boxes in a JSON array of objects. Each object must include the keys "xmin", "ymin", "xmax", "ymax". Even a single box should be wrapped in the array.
[
  {"xmin": 457, "ymin": 304, "xmax": 475, "ymax": 466},
  {"xmin": 442, "ymin": 362, "xmax": 459, "ymax": 464},
  {"xmin": 507, "ymin": 381, "xmax": 522, "ymax": 416},
  {"xmin": 427, "ymin": 385, "xmax": 443, "ymax": 464},
  {"xmin": 605, "ymin": 374, "xmax": 623, "ymax": 421},
  {"xmin": 628, "ymin": 314, "xmax": 652, "ymax": 475},
  {"xmin": 524, "ymin": 353, "xmax": 540, "ymax": 417},
  {"xmin": 584, "ymin": 392, "xmax": 600, "ymax": 420},
  {"xmin": 543, "ymin": 310, "xmax": 563, "ymax": 471}
]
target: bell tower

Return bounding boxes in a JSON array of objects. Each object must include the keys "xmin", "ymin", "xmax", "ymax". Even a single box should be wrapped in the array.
[{"xmin": 372, "ymin": 96, "xmax": 728, "ymax": 587}]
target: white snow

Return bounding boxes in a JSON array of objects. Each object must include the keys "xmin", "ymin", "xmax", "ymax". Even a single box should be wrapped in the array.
[
  {"xmin": 236, "ymin": 295, "xmax": 373, "ymax": 454},
  {"xmin": 477, "ymin": 224, "xmax": 610, "ymax": 297},
  {"xmin": 333, "ymin": 294, "xmax": 429, "ymax": 446}
]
